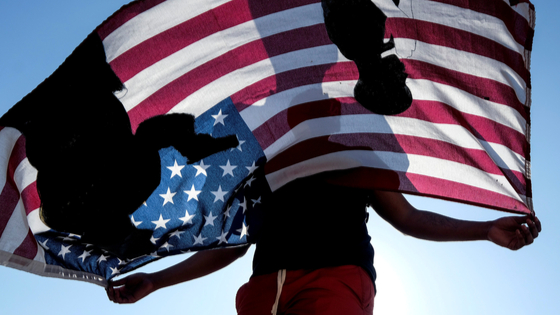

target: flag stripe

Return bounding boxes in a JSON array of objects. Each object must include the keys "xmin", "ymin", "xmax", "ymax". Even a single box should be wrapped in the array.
[
  {"xmin": 389, "ymin": 38, "xmax": 528, "ymax": 104},
  {"xmin": 107, "ymin": 0, "xmax": 321, "ymax": 82},
  {"xmin": 429, "ymin": 0, "xmax": 534, "ymax": 49},
  {"xmin": 403, "ymin": 59, "xmax": 528, "ymax": 119},
  {"xmin": 115, "ymin": 5, "xmax": 326, "ymax": 118},
  {"xmin": 385, "ymin": 17, "xmax": 530, "ymax": 85},
  {"xmin": 266, "ymin": 149, "xmax": 525, "ymax": 204},
  {"xmin": 264, "ymin": 132, "xmax": 526, "ymax": 191},
  {"xmin": 232, "ymin": 62, "xmax": 358, "ymax": 112},
  {"xmin": 97, "ymin": 0, "xmax": 167, "ymax": 40},
  {"xmin": 12, "ymin": 229, "xmax": 38, "ymax": 260}
]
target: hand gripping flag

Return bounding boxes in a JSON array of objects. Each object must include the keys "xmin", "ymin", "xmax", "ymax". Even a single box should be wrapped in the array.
[{"xmin": 0, "ymin": 0, "xmax": 535, "ymax": 285}]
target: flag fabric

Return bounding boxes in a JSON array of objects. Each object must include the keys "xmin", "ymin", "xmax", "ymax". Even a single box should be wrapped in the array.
[{"xmin": 0, "ymin": 0, "xmax": 535, "ymax": 285}]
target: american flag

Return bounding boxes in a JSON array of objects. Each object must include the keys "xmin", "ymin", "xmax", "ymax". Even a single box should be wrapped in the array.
[{"xmin": 0, "ymin": 0, "xmax": 534, "ymax": 284}]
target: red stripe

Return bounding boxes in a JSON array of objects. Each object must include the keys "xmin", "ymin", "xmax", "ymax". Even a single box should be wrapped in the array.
[
  {"xmin": 233, "ymin": 61, "xmax": 358, "ymax": 112},
  {"xmin": 12, "ymin": 229, "xmax": 38, "ymax": 260},
  {"xmin": 326, "ymin": 168, "xmax": 530, "ymax": 214},
  {"xmin": 400, "ymin": 100, "xmax": 528, "ymax": 157},
  {"xmin": 253, "ymin": 95, "xmax": 527, "ymax": 157},
  {"xmin": 429, "ymin": 0, "xmax": 534, "ymax": 50},
  {"xmin": 21, "ymin": 182, "xmax": 40, "ymax": 216},
  {"xmin": 386, "ymin": 18, "xmax": 530, "ymax": 86},
  {"xmin": 107, "ymin": 0, "xmax": 320, "ymax": 83},
  {"xmin": 264, "ymin": 131, "xmax": 526, "ymax": 196},
  {"xmin": 127, "ymin": 23, "xmax": 332, "ymax": 130},
  {"xmin": 403, "ymin": 59, "xmax": 529, "ymax": 120},
  {"xmin": 0, "ymin": 136, "xmax": 26, "ymax": 239},
  {"xmin": 96, "ymin": 0, "xmax": 167, "ymax": 40}
]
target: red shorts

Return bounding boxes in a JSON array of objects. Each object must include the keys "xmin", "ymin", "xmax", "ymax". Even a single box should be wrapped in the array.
[{"xmin": 236, "ymin": 265, "xmax": 375, "ymax": 315}]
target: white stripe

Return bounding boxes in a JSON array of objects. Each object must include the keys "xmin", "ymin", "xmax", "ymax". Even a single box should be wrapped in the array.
[
  {"xmin": 0, "ymin": 199, "xmax": 30, "ymax": 253},
  {"xmin": 241, "ymin": 80, "xmax": 356, "ymax": 131},
  {"xmin": 169, "ymin": 45, "xmax": 345, "ymax": 117},
  {"xmin": 0, "ymin": 128, "xmax": 22, "ymax": 195},
  {"xmin": 118, "ymin": 3, "xmax": 324, "ymax": 112},
  {"xmin": 28, "ymin": 209, "xmax": 49, "ymax": 235},
  {"xmin": 265, "ymin": 150, "xmax": 525, "ymax": 205},
  {"xmin": 263, "ymin": 114, "xmax": 526, "ymax": 174},
  {"xmin": 103, "ymin": 0, "xmax": 232, "ymax": 62},
  {"xmin": 408, "ymin": 79, "xmax": 527, "ymax": 134},
  {"xmin": 376, "ymin": 0, "xmax": 526, "ymax": 55},
  {"xmin": 499, "ymin": 0, "xmax": 535, "ymax": 26},
  {"xmin": 33, "ymin": 245, "xmax": 46, "ymax": 263},
  {"xmin": 384, "ymin": 38, "xmax": 528, "ymax": 104},
  {"xmin": 14, "ymin": 158, "xmax": 37, "ymax": 193}
]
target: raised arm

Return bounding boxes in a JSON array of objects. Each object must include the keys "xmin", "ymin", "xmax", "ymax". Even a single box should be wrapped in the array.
[
  {"xmin": 106, "ymin": 244, "xmax": 250, "ymax": 304},
  {"xmin": 368, "ymin": 190, "xmax": 541, "ymax": 250}
]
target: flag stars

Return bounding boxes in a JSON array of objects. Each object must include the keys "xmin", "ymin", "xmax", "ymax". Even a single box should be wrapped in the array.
[
  {"xmin": 97, "ymin": 254, "xmax": 109, "ymax": 264},
  {"xmin": 212, "ymin": 109, "xmax": 228, "ymax": 126},
  {"xmin": 193, "ymin": 160, "xmax": 210, "ymax": 177},
  {"xmin": 231, "ymin": 137, "xmax": 246, "ymax": 152},
  {"xmin": 160, "ymin": 242, "xmax": 174, "ymax": 252},
  {"xmin": 204, "ymin": 212, "xmax": 218, "ymax": 226},
  {"xmin": 58, "ymin": 245, "xmax": 72, "ymax": 260},
  {"xmin": 167, "ymin": 160, "xmax": 185, "ymax": 178},
  {"xmin": 220, "ymin": 160, "xmax": 237, "ymax": 177},
  {"xmin": 184, "ymin": 185, "xmax": 202, "ymax": 202},
  {"xmin": 193, "ymin": 233, "xmax": 207, "ymax": 246},
  {"xmin": 152, "ymin": 214, "xmax": 171, "ymax": 230},
  {"xmin": 150, "ymin": 235, "xmax": 160, "ymax": 244},
  {"xmin": 39, "ymin": 239, "xmax": 49, "ymax": 250},
  {"xmin": 110, "ymin": 266, "xmax": 121, "ymax": 276},
  {"xmin": 217, "ymin": 231, "xmax": 229, "ymax": 245},
  {"xmin": 251, "ymin": 196, "xmax": 262, "ymax": 207},
  {"xmin": 211, "ymin": 186, "xmax": 228, "ymax": 203},
  {"xmin": 239, "ymin": 197, "xmax": 248, "ymax": 213},
  {"xmin": 246, "ymin": 161, "xmax": 258, "ymax": 175},
  {"xmin": 159, "ymin": 188, "xmax": 176, "ymax": 205},
  {"xmin": 179, "ymin": 210, "xmax": 195, "ymax": 226},
  {"xmin": 130, "ymin": 215, "xmax": 142, "ymax": 227},
  {"xmin": 245, "ymin": 176, "xmax": 256, "ymax": 188},
  {"xmin": 78, "ymin": 250, "xmax": 92, "ymax": 263},
  {"xmin": 169, "ymin": 230, "xmax": 185, "ymax": 239},
  {"xmin": 237, "ymin": 223, "xmax": 249, "ymax": 239}
]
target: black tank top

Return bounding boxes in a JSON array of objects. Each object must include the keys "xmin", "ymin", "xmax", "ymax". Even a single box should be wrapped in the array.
[{"xmin": 251, "ymin": 174, "xmax": 376, "ymax": 285}]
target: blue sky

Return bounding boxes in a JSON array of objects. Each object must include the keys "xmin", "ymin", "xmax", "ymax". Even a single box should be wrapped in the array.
[{"xmin": 0, "ymin": 1, "xmax": 558, "ymax": 314}]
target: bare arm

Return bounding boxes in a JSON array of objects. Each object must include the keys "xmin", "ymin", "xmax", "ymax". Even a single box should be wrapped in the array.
[
  {"xmin": 107, "ymin": 244, "xmax": 250, "ymax": 304},
  {"xmin": 368, "ymin": 190, "xmax": 541, "ymax": 249}
]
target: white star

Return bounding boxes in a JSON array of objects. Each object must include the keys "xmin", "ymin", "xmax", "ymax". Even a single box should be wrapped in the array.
[
  {"xmin": 130, "ymin": 215, "xmax": 142, "ymax": 227},
  {"xmin": 39, "ymin": 239, "xmax": 49, "ymax": 250},
  {"xmin": 251, "ymin": 196, "xmax": 262, "ymax": 206},
  {"xmin": 169, "ymin": 230, "xmax": 185, "ymax": 239},
  {"xmin": 239, "ymin": 197, "xmax": 248, "ymax": 213},
  {"xmin": 152, "ymin": 214, "xmax": 171, "ymax": 230},
  {"xmin": 216, "ymin": 231, "xmax": 229, "ymax": 245},
  {"xmin": 231, "ymin": 137, "xmax": 246, "ymax": 152},
  {"xmin": 97, "ymin": 254, "xmax": 109, "ymax": 264},
  {"xmin": 167, "ymin": 160, "xmax": 185, "ymax": 178},
  {"xmin": 159, "ymin": 188, "xmax": 176, "ymax": 205},
  {"xmin": 78, "ymin": 250, "xmax": 92, "ymax": 263},
  {"xmin": 246, "ymin": 161, "xmax": 258, "ymax": 174},
  {"xmin": 220, "ymin": 160, "xmax": 237, "ymax": 177},
  {"xmin": 193, "ymin": 160, "xmax": 210, "ymax": 177},
  {"xmin": 193, "ymin": 233, "xmax": 207, "ymax": 246},
  {"xmin": 117, "ymin": 258, "xmax": 127, "ymax": 266},
  {"xmin": 150, "ymin": 251, "xmax": 160, "ymax": 258},
  {"xmin": 150, "ymin": 235, "xmax": 160, "ymax": 244},
  {"xmin": 212, "ymin": 109, "xmax": 228, "ymax": 126},
  {"xmin": 110, "ymin": 266, "xmax": 121, "ymax": 276},
  {"xmin": 184, "ymin": 185, "xmax": 202, "ymax": 202},
  {"xmin": 179, "ymin": 209, "xmax": 196, "ymax": 225},
  {"xmin": 223, "ymin": 205, "xmax": 233, "ymax": 218},
  {"xmin": 160, "ymin": 242, "xmax": 174, "ymax": 252},
  {"xmin": 204, "ymin": 212, "xmax": 218, "ymax": 226},
  {"xmin": 211, "ymin": 185, "xmax": 228, "ymax": 203},
  {"xmin": 237, "ymin": 223, "xmax": 249, "ymax": 239},
  {"xmin": 245, "ymin": 176, "xmax": 256, "ymax": 188},
  {"xmin": 58, "ymin": 245, "xmax": 72, "ymax": 260}
]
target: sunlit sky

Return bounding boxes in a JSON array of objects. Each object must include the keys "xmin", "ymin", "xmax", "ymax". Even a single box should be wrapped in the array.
[{"xmin": 0, "ymin": 1, "xmax": 558, "ymax": 314}]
